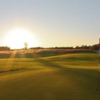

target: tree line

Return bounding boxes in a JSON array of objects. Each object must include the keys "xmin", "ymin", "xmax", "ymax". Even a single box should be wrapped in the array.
[
  {"xmin": 0, "ymin": 44, "xmax": 99, "ymax": 51},
  {"xmin": 30, "ymin": 44, "xmax": 99, "ymax": 50},
  {"xmin": 0, "ymin": 46, "xmax": 10, "ymax": 51}
]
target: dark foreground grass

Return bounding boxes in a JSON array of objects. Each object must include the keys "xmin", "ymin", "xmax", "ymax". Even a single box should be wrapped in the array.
[{"xmin": 0, "ymin": 53, "xmax": 100, "ymax": 100}]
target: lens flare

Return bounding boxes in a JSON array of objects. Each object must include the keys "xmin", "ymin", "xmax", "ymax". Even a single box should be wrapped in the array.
[{"xmin": 3, "ymin": 28, "xmax": 40, "ymax": 49}]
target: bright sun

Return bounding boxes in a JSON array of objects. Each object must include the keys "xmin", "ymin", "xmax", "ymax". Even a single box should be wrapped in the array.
[{"xmin": 3, "ymin": 28, "xmax": 39, "ymax": 49}]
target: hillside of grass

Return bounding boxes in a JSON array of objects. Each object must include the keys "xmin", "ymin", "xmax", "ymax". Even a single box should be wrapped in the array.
[{"xmin": 0, "ymin": 53, "xmax": 100, "ymax": 100}]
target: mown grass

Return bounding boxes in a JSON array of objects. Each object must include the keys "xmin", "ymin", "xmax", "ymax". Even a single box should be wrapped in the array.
[{"xmin": 0, "ymin": 53, "xmax": 100, "ymax": 100}]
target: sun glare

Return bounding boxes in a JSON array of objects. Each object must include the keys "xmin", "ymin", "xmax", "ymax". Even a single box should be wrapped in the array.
[{"xmin": 3, "ymin": 28, "xmax": 39, "ymax": 49}]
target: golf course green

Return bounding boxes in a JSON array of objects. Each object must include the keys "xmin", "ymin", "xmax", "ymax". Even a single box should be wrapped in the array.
[{"xmin": 0, "ymin": 53, "xmax": 100, "ymax": 100}]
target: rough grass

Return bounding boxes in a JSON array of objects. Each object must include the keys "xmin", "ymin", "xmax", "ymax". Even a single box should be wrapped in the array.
[{"xmin": 0, "ymin": 53, "xmax": 100, "ymax": 100}]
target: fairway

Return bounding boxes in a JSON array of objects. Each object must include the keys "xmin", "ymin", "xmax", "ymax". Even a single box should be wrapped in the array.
[{"xmin": 0, "ymin": 53, "xmax": 100, "ymax": 100}]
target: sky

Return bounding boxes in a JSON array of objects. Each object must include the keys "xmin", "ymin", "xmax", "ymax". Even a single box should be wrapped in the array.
[{"xmin": 0, "ymin": 0, "xmax": 100, "ymax": 48}]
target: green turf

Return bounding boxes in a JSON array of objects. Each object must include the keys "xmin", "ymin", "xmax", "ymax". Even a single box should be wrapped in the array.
[{"xmin": 0, "ymin": 53, "xmax": 100, "ymax": 100}]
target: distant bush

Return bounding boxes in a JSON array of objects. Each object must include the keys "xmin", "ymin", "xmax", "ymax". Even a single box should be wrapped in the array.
[{"xmin": 0, "ymin": 46, "xmax": 10, "ymax": 51}]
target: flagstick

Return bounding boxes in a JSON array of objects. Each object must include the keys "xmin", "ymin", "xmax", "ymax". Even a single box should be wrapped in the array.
[{"xmin": 97, "ymin": 38, "xmax": 100, "ymax": 91}]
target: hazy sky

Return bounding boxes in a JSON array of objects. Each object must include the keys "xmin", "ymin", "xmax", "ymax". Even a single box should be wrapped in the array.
[{"xmin": 0, "ymin": 0, "xmax": 100, "ymax": 48}]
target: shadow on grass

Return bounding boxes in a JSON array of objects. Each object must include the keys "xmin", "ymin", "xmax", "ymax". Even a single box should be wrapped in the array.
[
  {"xmin": 0, "ymin": 53, "xmax": 98, "ymax": 78},
  {"xmin": 0, "ymin": 52, "xmax": 67, "ymax": 58},
  {"xmin": 34, "ymin": 57, "xmax": 65, "ymax": 69},
  {"xmin": 0, "ymin": 67, "xmax": 43, "ymax": 74},
  {"xmin": 33, "ymin": 56, "xmax": 98, "ymax": 85},
  {"xmin": 36, "ymin": 57, "xmax": 98, "ymax": 78}
]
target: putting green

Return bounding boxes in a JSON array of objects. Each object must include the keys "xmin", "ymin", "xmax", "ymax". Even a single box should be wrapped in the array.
[{"xmin": 0, "ymin": 53, "xmax": 100, "ymax": 100}]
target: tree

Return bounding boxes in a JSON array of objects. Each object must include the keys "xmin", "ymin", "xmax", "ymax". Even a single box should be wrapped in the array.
[{"xmin": 24, "ymin": 42, "xmax": 28, "ymax": 50}]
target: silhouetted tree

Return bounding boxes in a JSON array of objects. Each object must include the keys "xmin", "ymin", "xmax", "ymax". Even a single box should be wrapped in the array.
[
  {"xmin": 24, "ymin": 42, "xmax": 28, "ymax": 50},
  {"xmin": 92, "ymin": 44, "xmax": 99, "ymax": 50}
]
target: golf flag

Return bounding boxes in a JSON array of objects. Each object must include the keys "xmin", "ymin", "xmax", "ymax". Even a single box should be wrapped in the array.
[
  {"xmin": 99, "ymin": 38, "xmax": 100, "ymax": 50},
  {"xmin": 97, "ymin": 38, "xmax": 100, "ymax": 91}
]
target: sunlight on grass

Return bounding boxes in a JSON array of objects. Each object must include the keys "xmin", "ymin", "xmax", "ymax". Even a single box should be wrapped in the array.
[
  {"xmin": 0, "ymin": 53, "xmax": 100, "ymax": 100},
  {"xmin": 4, "ymin": 50, "xmax": 16, "ymax": 71}
]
